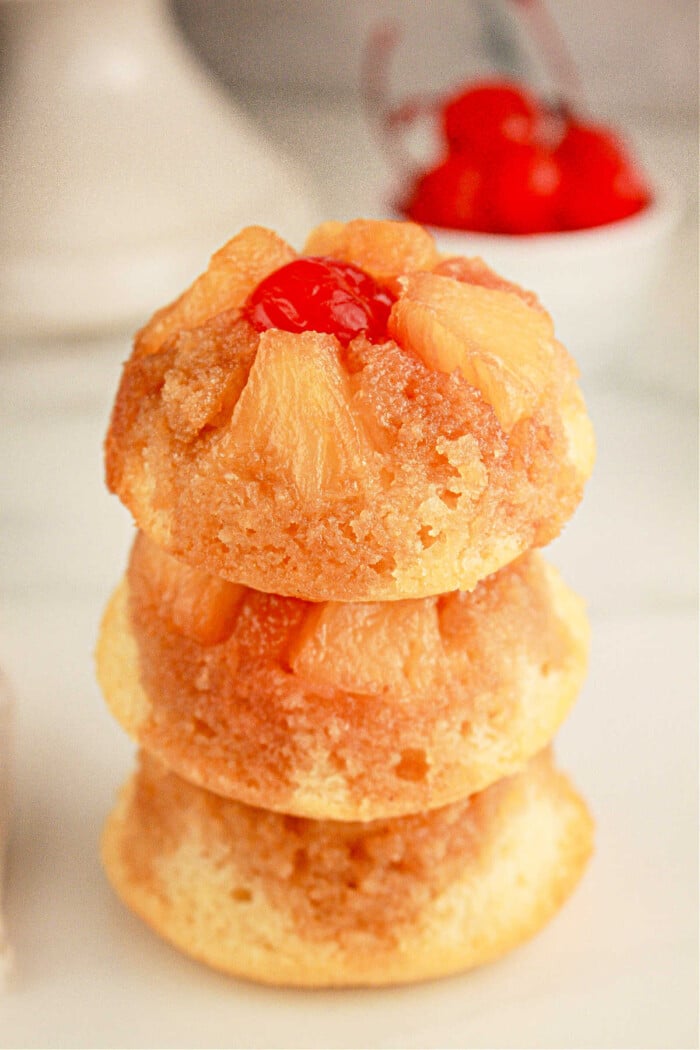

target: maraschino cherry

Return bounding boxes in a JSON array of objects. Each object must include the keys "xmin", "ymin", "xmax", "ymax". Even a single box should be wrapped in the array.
[
  {"xmin": 243, "ymin": 257, "xmax": 395, "ymax": 345},
  {"xmin": 555, "ymin": 120, "xmax": 651, "ymax": 229},
  {"xmin": 392, "ymin": 75, "xmax": 651, "ymax": 235},
  {"xmin": 365, "ymin": 17, "xmax": 651, "ymax": 235},
  {"xmin": 442, "ymin": 80, "xmax": 539, "ymax": 157},
  {"xmin": 489, "ymin": 142, "xmax": 563, "ymax": 234},
  {"xmin": 404, "ymin": 154, "xmax": 492, "ymax": 231}
]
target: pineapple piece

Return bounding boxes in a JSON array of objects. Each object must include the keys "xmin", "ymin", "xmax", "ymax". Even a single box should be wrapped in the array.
[
  {"xmin": 136, "ymin": 227, "xmax": 296, "ymax": 357},
  {"xmin": 304, "ymin": 219, "xmax": 439, "ymax": 290},
  {"xmin": 288, "ymin": 598, "xmax": 443, "ymax": 696},
  {"xmin": 389, "ymin": 272, "xmax": 557, "ymax": 430},
  {"xmin": 133, "ymin": 534, "xmax": 243, "ymax": 646},
  {"xmin": 223, "ymin": 329, "xmax": 375, "ymax": 501},
  {"xmin": 433, "ymin": 255, "xmax": 542, "ymax": 311}
]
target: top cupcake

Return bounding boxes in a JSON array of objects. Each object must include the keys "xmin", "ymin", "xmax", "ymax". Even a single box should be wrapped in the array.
[{"xmin": 106, "ymin": 219, "xmax": 594, "ymax": 601}]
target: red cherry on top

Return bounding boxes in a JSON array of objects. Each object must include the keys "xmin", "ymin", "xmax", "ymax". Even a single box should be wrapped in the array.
[
  {"xmin": 555, "ymin": 120, "xmax": 651, "ymax": 229},
  {"xmin": 243, "ymin": 257, "xmax": 396, "ymax": 345},
  {"xmin": 403, "ymin": 154, "xmax": 492, "ymax": 231},
  {"xmin": 442, "ymin": 80, "xmax": 540, "ymax": 157}
]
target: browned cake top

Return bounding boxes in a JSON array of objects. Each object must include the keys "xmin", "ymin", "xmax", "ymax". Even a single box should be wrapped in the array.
[{"xmin": 105, "ymin": 220, "xmax": 594, "ymax": 601}]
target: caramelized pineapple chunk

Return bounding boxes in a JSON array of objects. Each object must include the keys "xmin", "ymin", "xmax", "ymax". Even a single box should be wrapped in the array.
[
  {"xmin": 288, "ymin": 598, "xmax": 442, "ymax": 695},
  {"xmin": 389, "ymin": 273, "xmax": 557, "ymax": 430},
  {"xmin": 222, "ymin": 329, "xmax": 375, "ymax": 501},
  {"xmin": 132, "ymin": 534, "xmax": 244, "ymax": 646},
  {"xmin": 136, "ymin": 227, "xmax": 296, "ymax": 357},
  {"xmin": 433, "ymin": 256, "xmax": 542, "ymax": 310},
  {"xmin": 304, "ymin": 219, "xmax": 440, "ymax": 291}
]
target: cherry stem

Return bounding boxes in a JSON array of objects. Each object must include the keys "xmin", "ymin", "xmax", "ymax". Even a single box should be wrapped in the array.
[{"xmin": 508, "ymin": 0, "xmax": 584, "ymax": 111}]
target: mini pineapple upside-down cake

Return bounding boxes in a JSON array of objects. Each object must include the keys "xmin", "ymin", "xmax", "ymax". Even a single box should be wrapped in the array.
[
  {"xmin": 105, "ymin": 219, "xmax": 595, "ymax": 602},
  {"xmin": 96, "ymin": 532, "xmax": 589, "ymax": 821},
  {"xmin": 101, "ymin": 749, "xmax": 593, "ymax": 988}
]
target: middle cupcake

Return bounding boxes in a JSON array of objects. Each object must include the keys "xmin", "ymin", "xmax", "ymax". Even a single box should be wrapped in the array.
[{"xmin": 97, "ymin": 532, "xmax": 588, "ymax": 821}]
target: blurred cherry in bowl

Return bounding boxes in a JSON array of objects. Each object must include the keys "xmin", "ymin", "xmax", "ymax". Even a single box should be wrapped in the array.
[{"xmin": 394, "ymin": 80, "xmax": 677, "ymax": 374}]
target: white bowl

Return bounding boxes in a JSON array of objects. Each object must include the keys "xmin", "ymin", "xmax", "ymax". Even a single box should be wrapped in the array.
[{"xmin": 427, "ymin": 182, "xmax": 680, "ymax": 377}]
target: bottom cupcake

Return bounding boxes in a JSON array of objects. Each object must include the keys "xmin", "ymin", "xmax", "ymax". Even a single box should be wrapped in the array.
[{"xmin": 102, "ymin": 750, "xmax": 592, "ymax": 987}]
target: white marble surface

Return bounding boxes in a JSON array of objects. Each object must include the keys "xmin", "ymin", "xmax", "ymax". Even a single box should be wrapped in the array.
[{"xmin": 0, "ymin": 105, "xmax": 697, "ymax": 1048}]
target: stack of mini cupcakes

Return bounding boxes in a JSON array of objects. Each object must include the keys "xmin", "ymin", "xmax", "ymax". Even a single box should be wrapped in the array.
[{"xmin": 97, "ymin": 220, "xmax": 595, "ymax": 986}]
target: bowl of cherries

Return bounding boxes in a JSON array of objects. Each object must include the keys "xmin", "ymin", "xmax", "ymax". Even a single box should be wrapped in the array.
[{"xmin": 395, "ymin": 79, "xmax": 678, "ymax": 372}]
